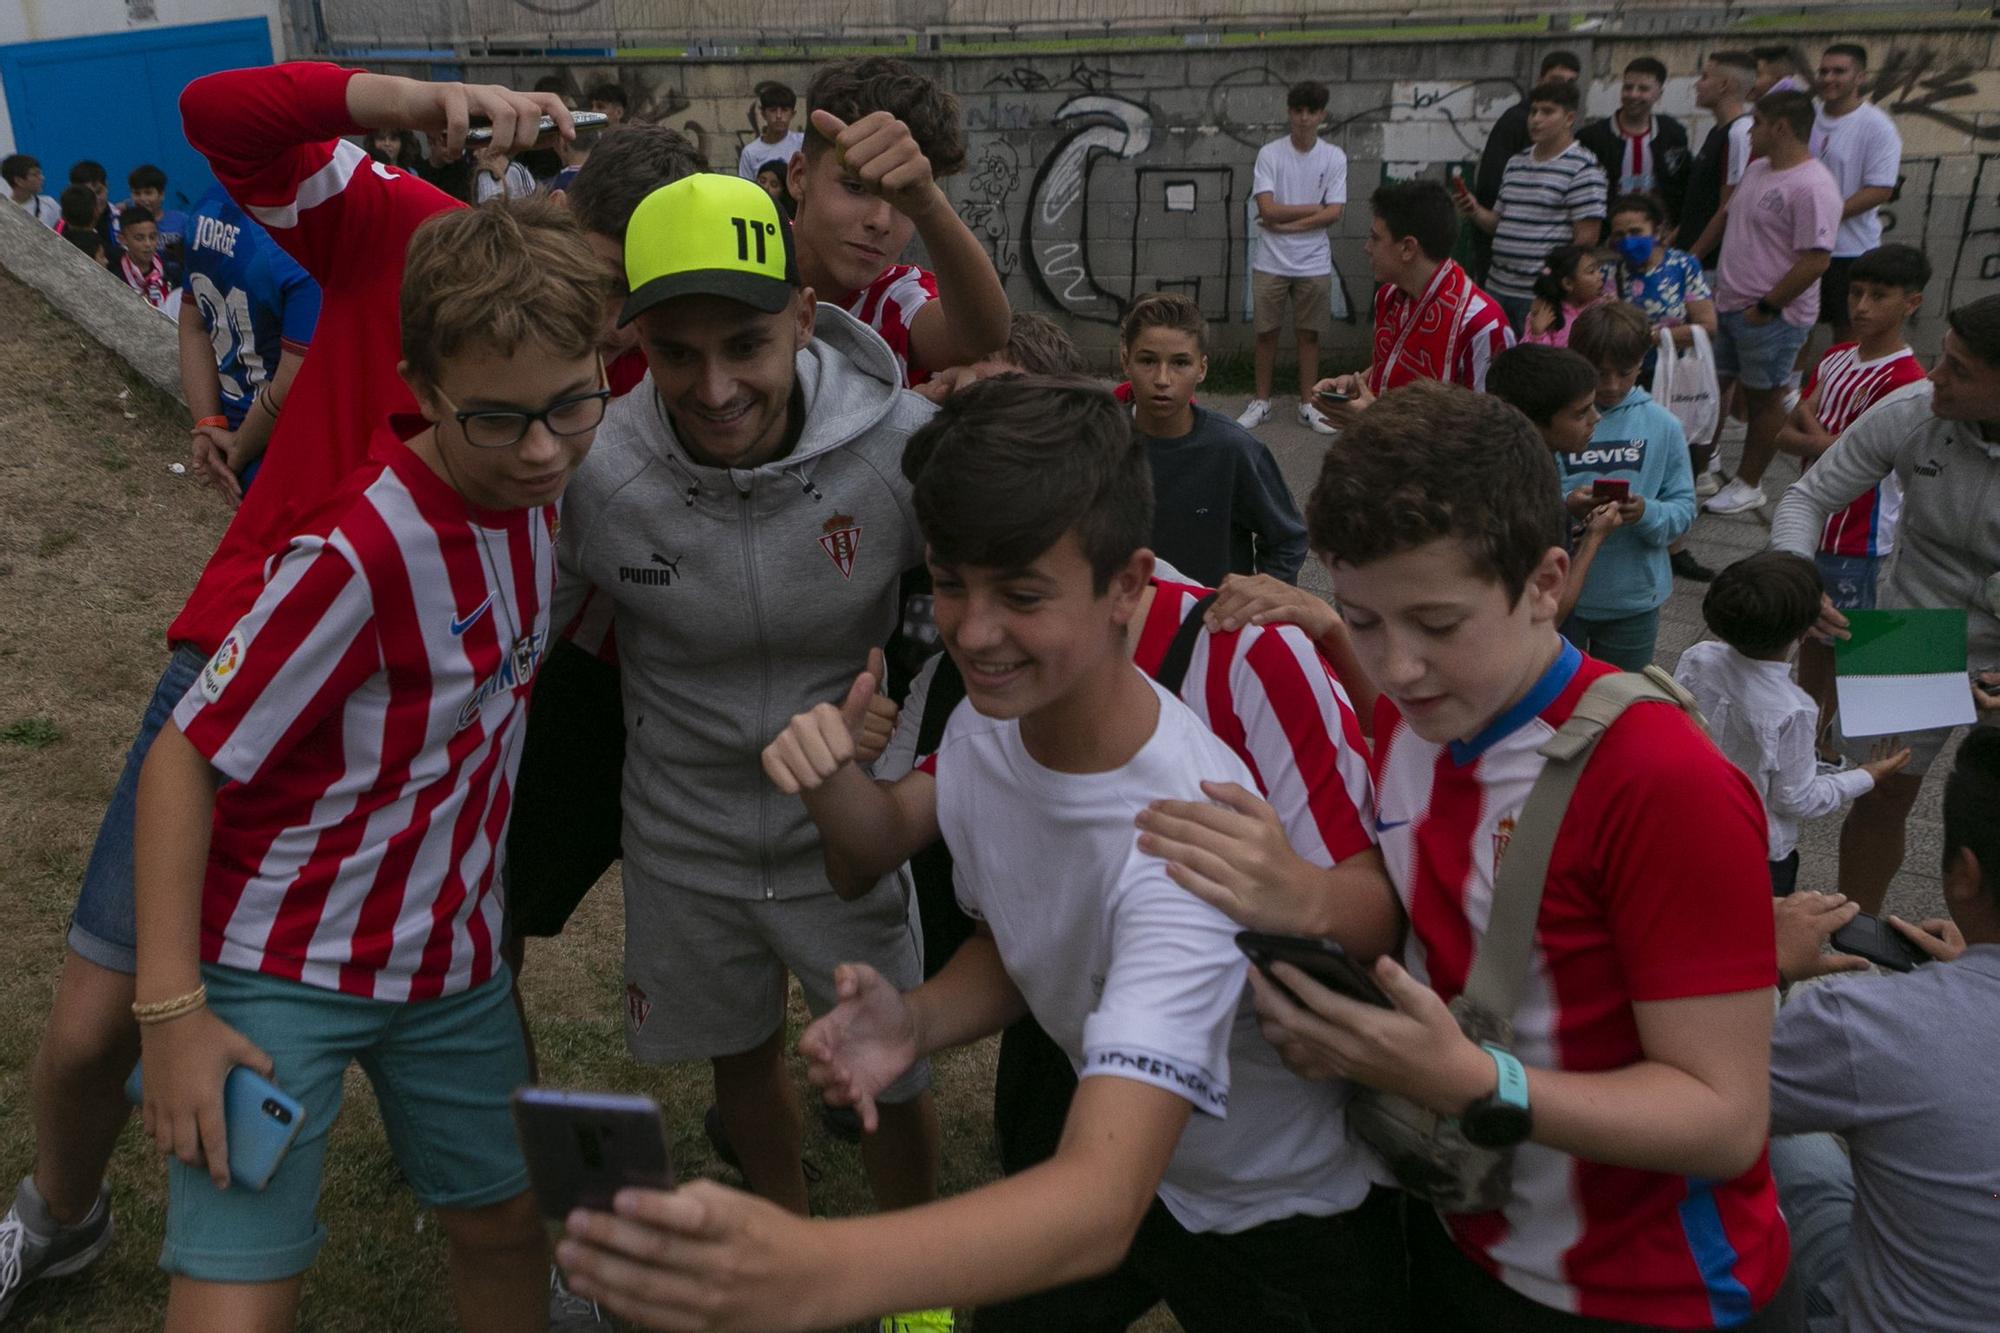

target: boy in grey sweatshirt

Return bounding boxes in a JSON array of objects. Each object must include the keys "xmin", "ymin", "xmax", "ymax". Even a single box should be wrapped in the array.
[
  {"xmin": 551, "ymin": 174, "xmax": 943, "ymax": 1235},
  {"xmin": 1770, "ymin": 294, "xmax": 2000, "ymax": 909}
]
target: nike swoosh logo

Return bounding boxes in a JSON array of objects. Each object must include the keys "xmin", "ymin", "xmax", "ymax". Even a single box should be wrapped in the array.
[
  {"xmin": 1374, "ymin": 817, "xmax": 1412, "ymax": 834},
  {"xmin": 450, "ymin": 596, "xmax": 494, "ymax": 637}
]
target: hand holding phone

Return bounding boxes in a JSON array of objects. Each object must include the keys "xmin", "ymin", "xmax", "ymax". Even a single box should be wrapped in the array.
[
  {"xmin": 126, "ymin": 1061, "xmax": 306, "ymax": 1192},
  {"xmin": 513, "ymin": 1088, "xmax": 674, "ymax": 1219},
  {"xmin": 1236, "ymin": 932, "xmax": 1392, "ymax": 1008},
  {"xmin": 1829, "ymin": 910, "xmax": 1933, "ymax": 973},
  {"xmin": 464, "ymin": 110, "xmax": 609, "ymax": 148}
]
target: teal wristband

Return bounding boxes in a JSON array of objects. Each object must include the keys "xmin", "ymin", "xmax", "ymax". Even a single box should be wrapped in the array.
[{"xmin": 1481, "ymin": 1044, "xmax": 1529, "ymax": 1111}]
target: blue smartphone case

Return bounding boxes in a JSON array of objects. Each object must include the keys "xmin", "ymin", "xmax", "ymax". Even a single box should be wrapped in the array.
[{"xmin": 125, "ymin": 1063, "xmax": 307, "ymax": 1191}]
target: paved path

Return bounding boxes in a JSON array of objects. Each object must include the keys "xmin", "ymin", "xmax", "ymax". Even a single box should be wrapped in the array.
[{"xmin": 1225, "ymin": 391, "xmax": 1950, "ymax": 925}]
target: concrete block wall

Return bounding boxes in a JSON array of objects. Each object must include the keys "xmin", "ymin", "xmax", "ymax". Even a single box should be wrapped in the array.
[{"xmin": 368, "ymin": 20, "xmax": 2000, "ymax": 364}]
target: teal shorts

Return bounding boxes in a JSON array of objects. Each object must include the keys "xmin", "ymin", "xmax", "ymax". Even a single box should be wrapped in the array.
[{"xmin": 160, "ymin": 963, "xmax": 531, "ymax": 1284}]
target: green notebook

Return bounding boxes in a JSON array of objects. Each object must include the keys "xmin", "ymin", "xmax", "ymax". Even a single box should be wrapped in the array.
[{"xmin": 1834, "ymin": 608, "xmax": 1974, "ymax": 738}]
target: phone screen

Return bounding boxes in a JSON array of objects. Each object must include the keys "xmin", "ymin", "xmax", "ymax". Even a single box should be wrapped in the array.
[{"xmin": 1593, "ymin": 479, "xmax": 1630, "ymax": 501}]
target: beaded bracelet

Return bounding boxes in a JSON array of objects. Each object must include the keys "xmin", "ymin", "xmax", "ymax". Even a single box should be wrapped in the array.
[{"xmin": 132, "ymin": 985, "xmax": 207, "ymax": 1026}]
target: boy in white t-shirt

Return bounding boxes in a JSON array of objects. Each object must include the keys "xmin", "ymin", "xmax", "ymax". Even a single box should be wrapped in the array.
[
  {"xmin": 554, "ymin": 376, "xmax": 1404, "ymax": 1331},
  {"xmin": 736, "ymin": 79, "xmax": 804, "ymax": 180},
  {"xmin": 1239, "ymin": 80, "xmax": 1348, "ymax": 434}
]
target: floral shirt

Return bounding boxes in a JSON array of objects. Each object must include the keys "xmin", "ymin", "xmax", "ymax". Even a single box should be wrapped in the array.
[{"xmin": 1618, "ymin": 247, "xmax": 1711, "ymax": 331}]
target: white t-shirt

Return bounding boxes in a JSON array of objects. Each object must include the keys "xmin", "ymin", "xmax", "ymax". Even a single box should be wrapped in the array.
[
  {"xmin": 929, "ymin": 674, "xmax": 1375, "ymax": 1234},
  {"xmin": 738, "ymin": 130, "xmax": 804, "ymax": 180},
  {"xmin": 1725, "ymin": 115, "xmax": 1753, "ymax": 187},
  {"xmin": 1251, "ymin": 136, "xmax": 1347, "ymax": 278},
  {"xmin": 1810, "ymin": 101, "xmax": 1902, "ymax": 257}
]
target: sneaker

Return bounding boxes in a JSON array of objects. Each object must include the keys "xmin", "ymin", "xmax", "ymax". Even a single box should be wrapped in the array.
[
  {"xmin": 1703, "ymin": 478, "xmax": 1768, "ymax": 515},
  {"xmin": 0, "ymin": 1177, "xmax": 115, "ymax": 1320},
  {"xmin": 1236, "ymin": 398, "xmax": 1271, "ymax": 429},
  {"xmin": 881, "ymin": 1310, "xmax": 957, "ymax": 1332},
  {"xmin": 549, "ymin": 1265, "xmax": 609, "ymax": 1329},
  {"xmin": 1297, "ymin": 402, "xmax": 1337, "ymax": 435},
  {"xmin": 1693, "ymin": 470, "xmax": 1722, "ymax": 500},
  {"xmin": 1670, "ymin": 549, "xmax": 1717, "ymax": 582}
]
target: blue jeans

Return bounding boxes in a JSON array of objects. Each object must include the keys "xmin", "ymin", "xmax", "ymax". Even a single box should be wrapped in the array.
[
  {"xmin": 67, "ymin": 644, "xmax": 209, "ymax": 974},
  {"xmin": 1560, "ymin": 608, "xmax": 1661, "ymax": 672},
  {"xmin": 1768, "ymin": 1133, "xmax": 1851, "ymax": 1333},
  {"xmin": 1814, "ymin": 551, "xmax": 1881, "ymax": 613},
  {"xmin": 1715, "ymin": 308, "xmax": 1813, "ymax": 392}
]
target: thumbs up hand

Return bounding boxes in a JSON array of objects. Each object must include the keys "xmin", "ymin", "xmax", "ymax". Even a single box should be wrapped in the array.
[
  {"xmin": 849, "ymin": 648, "xmax": 902, "ymax": 767},
  {"xmin": 762, "ymin": 650, "xmax": 898, "ymax": 794},
  {"xmin": 809, "ymin": 108, "xmax": 944, "ymax": 222}
]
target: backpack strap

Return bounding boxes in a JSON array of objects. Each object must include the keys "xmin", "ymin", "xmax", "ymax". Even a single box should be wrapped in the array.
[
  {"xmin": 915, "ymin": 654, "xmax": 969, "ymax": 762},
  {"xmin": 1154, "ymin": 592, "xmax": 1220, "ymax": 695},
  {"xmin": 1460, "ymin": 669, "xmax": 1703, "ymax": 1020}
]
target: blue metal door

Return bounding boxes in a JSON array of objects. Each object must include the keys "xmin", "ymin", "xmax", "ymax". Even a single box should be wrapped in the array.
[{"xmin": 0, "ymin": 18, "xmax": 274, "ymax": 214}]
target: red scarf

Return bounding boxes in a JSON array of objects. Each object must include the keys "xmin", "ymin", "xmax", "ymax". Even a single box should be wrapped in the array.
[
  {"xmin": 121, "ymin": 254, "xmax": 169, "ymax": 309},
  {"xmin": 1369, "ymin": 258, "xmax": 1473, "ymax": 397}
]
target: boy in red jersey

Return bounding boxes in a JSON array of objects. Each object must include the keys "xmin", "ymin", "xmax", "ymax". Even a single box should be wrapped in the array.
[
  {"xmin": 1237, "ymin": 382, "xmax": 1799, "ymax": 1331},
  {"xmin": 788, "ymin": 56, "xmax": 1009, "ymax": 387},
  {"xmin": 1772, "ymin": 242, "xmax": 1932, "ymax": 750},
  {"xmin": 130, "ymin": 199, "xmax": 607, "ymax": 1331}
]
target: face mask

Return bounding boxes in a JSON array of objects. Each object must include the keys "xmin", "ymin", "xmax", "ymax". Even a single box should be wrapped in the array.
[{"xmin": 1617, "ymin": 235, "xmax": 1656, "ymax": 267}]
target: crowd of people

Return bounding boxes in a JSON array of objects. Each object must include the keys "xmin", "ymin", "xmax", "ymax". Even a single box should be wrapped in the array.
[{"xmin": 1, "ymin": 38, "xmax": 1997, "ymax": 1333}]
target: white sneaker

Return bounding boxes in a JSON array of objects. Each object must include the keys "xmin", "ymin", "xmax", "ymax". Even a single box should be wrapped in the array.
[
  {"xmin": 1236, "ymin": 398, "xmax": 1272, "ymax": 429},
  {"xmin": 1703, "ymin": 478, "xmax": 1768, "ymax": 515},
  {"xmin": 1694, "ymin": 470, "xmax": 1722, "ymax": 499},
  {"xmin": 1298, "ymin": 402, "xmax": 1337, "ymax": 435}
]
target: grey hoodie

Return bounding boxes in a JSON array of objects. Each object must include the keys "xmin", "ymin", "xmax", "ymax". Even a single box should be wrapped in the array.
[
  {"xmin": 554, "ymin": 305, "xmax": 934, "ymax": 900},
  {"xmin": 1771, "ymin": 387, "xmax": 2000, "ymax": 667}
]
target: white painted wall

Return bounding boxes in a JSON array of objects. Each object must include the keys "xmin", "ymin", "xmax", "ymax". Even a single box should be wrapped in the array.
[{"xmin": 0, "ymin": 1, "xmax": 283, "ymax": 163}]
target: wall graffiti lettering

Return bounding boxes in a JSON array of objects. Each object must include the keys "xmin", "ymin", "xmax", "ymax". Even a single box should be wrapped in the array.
[
  {"xmin": 986, "ymin": 61, "xmax": 1139, "ymax": 94},
  {"xmin": 1025, "ymin": 95, "xmax": 1153, "ymax": 322},
  {"xmin": 1868, "ymin": 48, "xmax": 2000, "ymax": 143}
]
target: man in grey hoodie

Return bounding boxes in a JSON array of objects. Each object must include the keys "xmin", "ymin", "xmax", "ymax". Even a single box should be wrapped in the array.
[
  {"xmin": 1771, "ymin": 294, "xmax": 2000, "ymax": 910},
  {"xmin": 552, "ymin": 174, "xmax": 942, "ymax": 1229}
]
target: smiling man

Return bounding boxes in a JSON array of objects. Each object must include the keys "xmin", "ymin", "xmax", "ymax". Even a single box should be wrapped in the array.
[{"xmin": 548, "ymin": 173, "xmax": 943, "ymax": 1264}]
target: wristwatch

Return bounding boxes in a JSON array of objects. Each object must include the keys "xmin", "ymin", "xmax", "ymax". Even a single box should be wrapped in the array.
[
  {"xmin": 1459, "ymin": 1044, "xmax": 1533, "ymax": 1148},
  {"xmin": 1755, "ymin": 298, "xmax": 1780, "ymax": 319}
]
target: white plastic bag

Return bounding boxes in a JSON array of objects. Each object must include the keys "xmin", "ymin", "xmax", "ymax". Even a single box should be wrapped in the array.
[{"xmin": 1654, "ymin": 324, "xmax": 1720, "ymax": 446}]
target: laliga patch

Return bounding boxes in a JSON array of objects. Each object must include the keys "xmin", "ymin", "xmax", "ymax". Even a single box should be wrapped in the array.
[
  {"xmin": 625, "ymin": 983, "xmax": 652, "ymax": 1031},
  {"xmin": 198, "ymin": 631, "xmax": 246, "ymax": 703},
  {"xmin": 818, "ymin": 512, "xmax": 861, "ymax": 580}
]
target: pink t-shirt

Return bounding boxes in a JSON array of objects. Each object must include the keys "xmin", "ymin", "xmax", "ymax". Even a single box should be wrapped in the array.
[{"xmin": 1715, "ymin": 157, "xmax": 1843, "ymax": 327}]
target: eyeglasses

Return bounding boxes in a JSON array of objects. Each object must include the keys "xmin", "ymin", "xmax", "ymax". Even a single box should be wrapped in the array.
[{"xmin": 435, "ymin": 375, "xmax": 612, "ymax": 450}]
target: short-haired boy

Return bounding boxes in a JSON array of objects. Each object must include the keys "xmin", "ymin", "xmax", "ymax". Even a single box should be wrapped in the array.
[
  {"xmin": 1456, "ymin": 78, "xmax": 1608, "ymax": 333},
  {"xmin": 1243, "ymin": 379, "xmax": 1796, "ymax": 1331},
  {"xmin": 1485, "ymin": 343, "xmax": 1625, "ymax": 623},
  {"xmin": 4, "ymin": 153, "xmax": 61, "ymax": 228},
  {"xmin": 1555, "ymin": 301, "xmax": 1695, "ymax": 668},
  {"xmin": 557, "ymin": 375, "xmax": 1405, "ymax": 1331},
  {"xmin": 1773, "ymin": 242, "xmax": 1932, "ymax": 749},
  {"xmin": 1239, "ymin": 79, "xmax": 1347, "ymax": 434},
  {"xmin": 738, "ymin": 79, "xmax": 803, "ymax": 180},
  {"xmin": 114, "ymin": 206, "xmax": 174, "ymax": 313},
  {"xmin": 121, "ymin": 163, "xmax": 185, "ymax": 264},
  {"xmin": 1675, "ymin": 552, "xmax": 1910, "ymax": 895},
  {"xmin": 791, "ymin": 56, "xmax": 1009, "ymax": 385},
  {"xmin": 587, "ymin": 81, "xmax": 628, "ymax": 122},
  {"xmin": 131, "ymin": 197, "xmax": 610, "ymax": 1331},
  {"xmin": 1121, "ymin": 292, "xmax": 1307, "ymax": 587}
]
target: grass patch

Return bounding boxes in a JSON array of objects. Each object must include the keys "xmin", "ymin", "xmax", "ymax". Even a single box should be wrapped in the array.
[
  {"xmin": 35, "ymin": 529, "xmax": 78, "ymax": 559},
  {"xmin": 1, "ymin": 717, "xmax": 61, "ymax": 749}
]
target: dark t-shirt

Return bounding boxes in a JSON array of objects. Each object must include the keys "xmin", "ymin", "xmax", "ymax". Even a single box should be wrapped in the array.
[
  {"xmin": 1140, "ymin": 405, "xmax": 1308, "ymax": 588},
  {"xmin": 1679, "ymin": 114, "xmax": 1747, "ymax": 266}
]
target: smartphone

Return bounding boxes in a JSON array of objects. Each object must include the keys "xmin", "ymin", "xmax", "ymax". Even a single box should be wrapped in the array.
[
  {"xmin": 1592, "ymin": 478, "xmax": 1631, "ymax": 501},
  {"xmin": 1315, "ymin": 388, "xmax": 1354, "ymax": 405},
  {"xmin": 464, "ymin": 111, "xmax": 610, "ymax": 147},
  {"xmin": 1830, "ymin": 912, "xmax": 1931, "ymax": 973},
  {"xmin": 1235, "ymin": 931, "xmax": 1392, "ymax": 1008},
  {"xmin": 124, "ymin": 1063, "xmax": 307, "ymax": 1191},
  {"xmin": 512, "ymin": 1087, "xmax": 674, "ymax": 1219}
]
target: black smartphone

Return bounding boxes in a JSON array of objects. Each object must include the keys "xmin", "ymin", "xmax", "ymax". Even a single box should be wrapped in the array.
[
  {"xmin": 1235, "ymin": 931, "xmax": 1392, "ymax": 1008},
  {"xmin": 1315, "ymin": 388, "xmax": 1353, "ymax": 405},
  {"xmin": 464, "ymin": 111, "xmax": 610, "ymax": 147},
  {"xmin": 512, "ymin": 1088, "xmax": 674, "ymax": 1219},
  {"xmin": 1829, "ymin": 911, "xmax": 1931, "ymax": 973}
]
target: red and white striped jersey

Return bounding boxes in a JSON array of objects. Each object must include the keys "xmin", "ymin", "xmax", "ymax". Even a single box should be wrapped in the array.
[
  {"xmin": 1805, "ymin": 343, "xmax": 1929, "ymax": 559},
  {"xmin": 1371, "ymin": 644, "xmax": 1789, "ymax": 1326},
  {"xmin": 171, "ymin": 63, "xmax": 460, "ymax": 657},
  {"xmin": 175, "ymin": 431, "xmax": 557, "ymax": 1002},
  {"xmin": 839, "ymin": 263, "xmax": 938, "ymax": 388},
  {"xmin": 1134, "ymin": 579, "xmax": 1375, "ymax": 867}
]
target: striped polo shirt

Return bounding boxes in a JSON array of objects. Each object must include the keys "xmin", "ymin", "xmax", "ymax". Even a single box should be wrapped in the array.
[{"xmin": 1489, "ymin": 141, "xmax": 1608, "ymax": 301}]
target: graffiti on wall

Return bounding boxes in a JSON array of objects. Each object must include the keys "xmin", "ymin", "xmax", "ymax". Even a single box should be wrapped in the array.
[
  {"xmin": 959, "ymin": 140, "xmax": 1023, "ymax": 277},
  {"xmin": 1868, "ymin": 48, "xmax": 2000, "ymax": 143},
  {"xmin": 1024, "ymin": 95, "xmax": 1155, "ymax": 322}
]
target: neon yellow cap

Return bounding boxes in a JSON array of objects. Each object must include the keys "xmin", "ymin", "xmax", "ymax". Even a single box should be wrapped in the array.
[{"xmin": 619, "ymin": 172, "xmax": 798, "ymax": 326}]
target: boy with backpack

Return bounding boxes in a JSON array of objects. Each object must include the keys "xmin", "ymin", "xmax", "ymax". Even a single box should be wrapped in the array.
[
  {"xmin": 1236, "ymin": 379, "xmax": 1796, "ymax": 1331},
  {"xmin": 555, "ymin": 375, "xmax": 1405, "ymax": 1331},
  {"xmin": 1555, "ymin": 301, "xmax": 1696, "ymax": 669},
  {"xmin": 129, "ymin": 197, "xmax": 608, "ymax": 1331}
]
